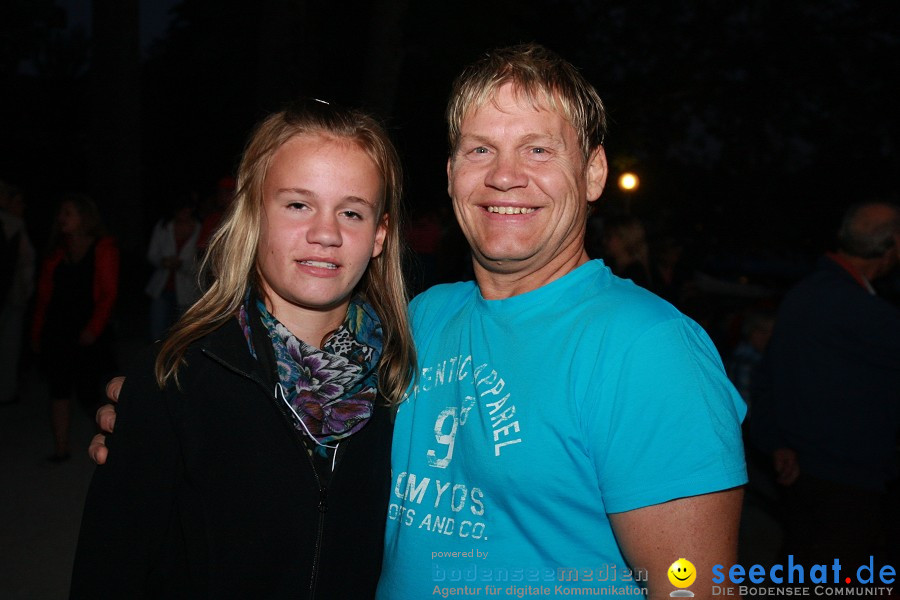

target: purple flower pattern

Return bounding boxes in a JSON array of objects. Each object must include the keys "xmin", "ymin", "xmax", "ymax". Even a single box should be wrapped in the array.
[{"xmin": 242, "ymin": 297, "xmax": 381, "ymax": 448}]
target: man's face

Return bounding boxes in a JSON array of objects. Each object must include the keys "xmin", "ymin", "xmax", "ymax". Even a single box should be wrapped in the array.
[{"xmin": 448, "ymin": 83, "xmax": 606, "ymax": 297}]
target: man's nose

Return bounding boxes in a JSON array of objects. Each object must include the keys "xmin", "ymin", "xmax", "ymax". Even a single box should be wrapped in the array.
[{"xmin": 485, "ymin": 153, "xmax": 527, "ymax": 191}]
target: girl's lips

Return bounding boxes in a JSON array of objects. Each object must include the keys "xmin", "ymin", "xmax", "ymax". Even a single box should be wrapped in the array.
[{"xmin": 298, "ymin": 260, "xmax": 338, "ymax": 269}]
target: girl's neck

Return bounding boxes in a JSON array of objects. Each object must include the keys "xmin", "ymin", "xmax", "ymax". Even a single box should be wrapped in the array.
[{"xmin": 266, "ymin": 300, "xmax": 348, "ymax": 350}]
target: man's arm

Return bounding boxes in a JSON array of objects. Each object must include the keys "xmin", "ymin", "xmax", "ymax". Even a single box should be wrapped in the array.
[
  {"xmin": 88, "ymin": 376, "xmax": 124, "ymax": 464},
  {"xmin": 609, "ymin": 487, "xmax": 743, "ymax": 600}
]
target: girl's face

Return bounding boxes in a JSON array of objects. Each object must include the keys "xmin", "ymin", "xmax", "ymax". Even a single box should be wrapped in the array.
[
  {"xmin": 57, "ymin": 202, "xmax": 83, "ymax": 235},
  {"xmin": 256, "ymin": 133, "xmax": 387, "ymax": 328}
]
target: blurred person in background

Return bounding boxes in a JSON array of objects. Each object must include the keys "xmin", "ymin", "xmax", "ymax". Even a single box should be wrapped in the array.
[
  {"xmin": 650, "ymin": 234, "xmax": 692, "ymax": 308},
  {"xmin": 752, "ymin": 201, "xmax": 900, "ymax": 568},
  {"xmin": 145, "ymin": 198, "xmax": 202, "ymax": 340},
  {"xmin": 601, "ymin": 214, "xmax": 653, "ymax": 290},
  {"xmin": 726, "ymin": 308, "xmax": 775, "ymax": 410},
  {"xmin": 403, "ymin": 205, "xmax": 443, "ymax": 295},
  {"xmin": 196, "ymin": 175, "xmax": 236, "ymax": 250},
  {"xmin": 31, "ymin": 194, "xmax": 119, "ymax": 461},
  {"xmin": 0, "ymin": 181, "xmax": 35, "ymax": 405}
]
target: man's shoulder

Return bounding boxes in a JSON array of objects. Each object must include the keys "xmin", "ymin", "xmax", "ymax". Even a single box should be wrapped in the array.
[
  {"xmin": 562, "ymin": 271, "xmax": 720, "ymax": 368},
  {"xmin": 412, "ymin": 280, "xmax": 476, "ymax": 305},
  {"xmin": 581, "ymin": 273, "xmax": 686, "ymax": 334},
  {"xmin": 410, "ymin": 281, "xmax": 476, "ymax": 318}
]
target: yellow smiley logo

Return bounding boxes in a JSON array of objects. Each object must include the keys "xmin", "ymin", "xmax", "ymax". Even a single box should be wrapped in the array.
[{"xmin": 668, "ymin": 558, "xmax": 696, "ymax": 588}]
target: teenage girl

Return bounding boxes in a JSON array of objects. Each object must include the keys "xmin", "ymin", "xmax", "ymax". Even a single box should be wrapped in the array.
[{"xmin": 70, "ymin": 100, "xmax": 415, "ymax": 599}]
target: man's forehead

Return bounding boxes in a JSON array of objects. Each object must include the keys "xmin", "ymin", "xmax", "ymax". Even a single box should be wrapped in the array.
[
  {"xmin": 459, "ymin": 83, "xmax": 574, "ymax": 136},
  {"xmin": 473, "ymin": 82, "xmax": 562, "ymax": 118}
]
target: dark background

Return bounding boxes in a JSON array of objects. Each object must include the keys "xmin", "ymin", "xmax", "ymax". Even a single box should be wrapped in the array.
[
  {"xmin": 1, "ymin": 7, "xmax": 898, "ymax": 590},
  {"xmin": 2, "ymin": 0, "xmax": 898, "ymax": 278}
]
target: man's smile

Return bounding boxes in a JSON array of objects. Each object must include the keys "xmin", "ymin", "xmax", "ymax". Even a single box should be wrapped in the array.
[{"xmin": 486, "ymin": 206, "xmax": 536, "ymax": 215}]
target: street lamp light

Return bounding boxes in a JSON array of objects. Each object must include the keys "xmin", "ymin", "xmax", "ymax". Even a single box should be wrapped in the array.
[{"xmin": 618, "ymin": 172, "xmax": 639, "ymax": 192}]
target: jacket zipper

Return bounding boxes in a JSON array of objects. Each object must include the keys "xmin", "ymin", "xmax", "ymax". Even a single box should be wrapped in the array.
[
  {"xmin": 274, "ymin": 382, "xmax": 331, "ymax": 599},
  {"xmin": 309, "ymin": 483, "xmax": 327, "ymax": 599},
  {"xmin": 201, "ymin": 349, "xmax": 332, "ymax": 599}
]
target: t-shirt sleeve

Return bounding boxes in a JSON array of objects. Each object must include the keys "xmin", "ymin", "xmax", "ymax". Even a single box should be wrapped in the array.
[{"xmin": 586, "ymin": 317, "xmax": 748, "ymax": 514}]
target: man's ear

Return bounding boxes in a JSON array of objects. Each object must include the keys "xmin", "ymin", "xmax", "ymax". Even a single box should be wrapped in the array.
[
  {"xmin": 586, "ymin": 146, "xmax": 608, "ymax": 203},
  {"xmin": 446, "ymin": 157, "xmax": 454, "ymax": 198}
]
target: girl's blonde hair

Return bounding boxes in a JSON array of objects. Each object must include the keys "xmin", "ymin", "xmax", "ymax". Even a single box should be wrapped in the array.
[{"xmin": 155, "ymin": 100, "xmax": 415, "ymax": 405}]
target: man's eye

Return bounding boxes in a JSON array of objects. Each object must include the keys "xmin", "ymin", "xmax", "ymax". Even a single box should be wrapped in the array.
[
  {"xmin": 531, "ymin": 147, "xmax": 547, "ymax": 154},
  {"xmin": 472, "ymin": 147, "xmax": 489, "ymax": 154}
]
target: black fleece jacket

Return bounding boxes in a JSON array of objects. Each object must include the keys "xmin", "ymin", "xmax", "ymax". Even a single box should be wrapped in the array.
[{"xmin": 70, "ymin": 317, "xmax": 393, "ymax": 599}]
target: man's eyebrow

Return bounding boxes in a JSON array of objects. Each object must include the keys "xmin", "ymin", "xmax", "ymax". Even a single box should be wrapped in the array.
[
  {"xmin": 458, "ymin": 132, "xmax": 565, "ymax": 146},
  {"xmin": 457, "ymin": 133, "xmax": 493, "ymax": 146},
  {"xmin": 518, "ymin": 132, "xmax": 566, "ymax": 147}
]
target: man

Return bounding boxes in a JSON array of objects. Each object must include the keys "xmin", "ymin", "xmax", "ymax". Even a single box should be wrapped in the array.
[
  {"xmin": 753, "ymin": 202, "xmax": 900, "ymax": 567},
  {"xmin": 95, "ymin": 45, "xmax": 746, "ymax": 598},
  {"xmin": 373, "ymin": 43, "xmax": 745, "ymax": 599}
]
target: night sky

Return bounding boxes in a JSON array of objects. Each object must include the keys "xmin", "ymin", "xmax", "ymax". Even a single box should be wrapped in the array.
[{"xmin": 2, "ymin": 0, "xmax": 898, "ymax": 274}]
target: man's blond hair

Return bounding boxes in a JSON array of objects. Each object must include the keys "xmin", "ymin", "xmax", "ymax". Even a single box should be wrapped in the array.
[{"xmin": 446, "ymin": 43, "xmax": 608, "ymax": 162}]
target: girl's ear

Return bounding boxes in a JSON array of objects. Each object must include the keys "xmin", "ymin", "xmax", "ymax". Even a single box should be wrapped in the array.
[{"xmin": 372, "ymin": 213, "xmax": 388, "ymax": 258}]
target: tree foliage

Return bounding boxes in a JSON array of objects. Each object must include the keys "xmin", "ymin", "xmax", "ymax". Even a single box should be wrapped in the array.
[{"xmin": 4, "ymin": 0, "xmax": 897, "ymax": 254}]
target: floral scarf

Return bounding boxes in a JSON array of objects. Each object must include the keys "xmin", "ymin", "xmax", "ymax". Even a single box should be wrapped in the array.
[{"xmin": 238, "ymin": 295, "xmax": 382, "ymax": 454}]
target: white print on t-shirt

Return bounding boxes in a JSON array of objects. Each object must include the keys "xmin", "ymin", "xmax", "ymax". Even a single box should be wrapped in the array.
[
  {"xmin": 387, "ymin": 470, "xmax": 489, "ymax": 540},
  {"xmin": 413, "ymin": 354, "xmax": 523, "ymax": 467}
]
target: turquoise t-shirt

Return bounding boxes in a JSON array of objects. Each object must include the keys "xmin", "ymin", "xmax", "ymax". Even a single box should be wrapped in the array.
[{"xmin": 378, "ymin": 261, "xmax": 747, "ymax": 598}]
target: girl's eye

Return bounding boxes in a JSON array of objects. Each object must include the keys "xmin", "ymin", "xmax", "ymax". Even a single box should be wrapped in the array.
[
  {"xmin": 342, "ymin": 210, "xmax": 363, "ymax": 220},
  {"xmin": 287, "ymin": 202, "xmax": 308, "ymax": 210}
]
